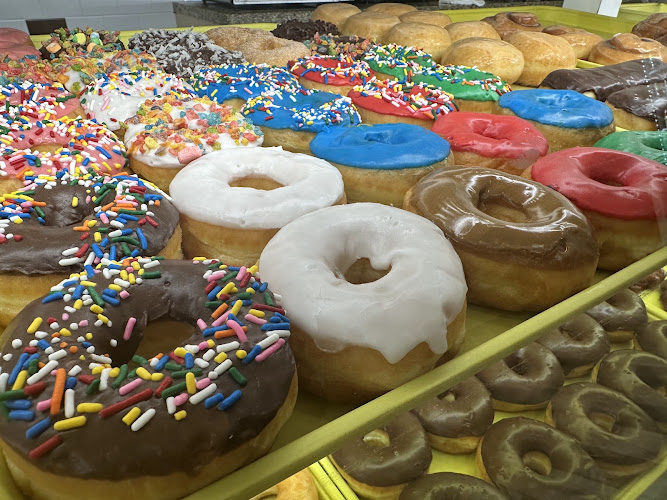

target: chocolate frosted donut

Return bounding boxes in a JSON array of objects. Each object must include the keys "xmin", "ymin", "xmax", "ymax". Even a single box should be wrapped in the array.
[
  {"xmin": 478, "ymin": 417, "xmax": 608, "ymax": 499},
  {"xmin": 547, "ymin": 382, "xmax": 661, "ymax": 478},
  {"xmin": 476, "ymin": 342, "xmax": 564, "ymax": 411},
  {"xmin": 594, "ymin": 350, "xmax": 667, "ymax": 430},
  {"xmin": 636, "ymin": 321, "xmax": 667, "ymax": 359},
  {"xmin": 537, "ymin": 314, "xmax": 610, "ymax": 377},
  {"xmin": 399, "ymin": 472, "xmax": 509, "ymax": 500},
  {"xmin": 586, "ymin": 289, "xmax": 648, "ymax": 342}
]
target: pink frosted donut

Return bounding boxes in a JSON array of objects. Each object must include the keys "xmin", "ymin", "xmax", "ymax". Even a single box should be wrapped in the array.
[
  {"xmin": 0, "ymin": 28, "xmax": 33, "ymax": 46},
  {"xmin": 0, "ymin": 40, "xmax": 41, "ymax": 60}
]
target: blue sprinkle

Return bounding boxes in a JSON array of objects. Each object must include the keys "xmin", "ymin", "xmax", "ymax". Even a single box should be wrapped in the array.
[
  {"xmin": 274, "ymin": 313, "xmax": 290, "ymax": 323},
  {"xmin": 258, "ymin": 282, "xmax": 268, "ymax": 293},
  {"xmin": 36, "ymin": 340, "xmax": 50, "ymax": 350},
  {"xmin": 100, "ymin": 238, "xmax": 110, "ymax": 248},
  {"xmin": 227, "ymin": 266, "xmax": 241, "ymax": 271},
  {"xmin": 82, "ymin": 157, "xmax": 90, "ymax": 166},
  {"xmin": 251, "ymin": 282, "xmax": 260, "ymax": 291},
  {"xmin": 9, "ymin": 410, "xmax": 35, "ymax": 421},
  {"xmin": 65, "ymin": 377, "xmax": 77, "ymax": 390},
  {"xmin": 95, "ymin": 146, "xmax": 112, "ymax": 159},
  {"xmin": 218, "ymin": 390, "xmax": 242, "ymax": 411},
  {"xmin": 261, "ymin": 323, "xmax": 290, "ymax": 331},
  {"xmin": 202, "ymin": 326, "xmax": 226, "ymax": 338},
  {"xmin": 204, "ymin": 393, "xmax": 224, "ymax": 409},
  {"xmin": 22, "ymin": 353, "xmax": 39, "ymax": 369},
  {"xmin": 102, "ymin": 295, "xmax": 120, "ymax": 306},
  {"xmin": 227, "ymin": 314, "xmax": 244, "ymax": 326},
  {"xmin": 184, "ymin": 352, "xmax": 194, "ymax": 369},
  {"xmin": 84, "ymin": 266, "xmax": 95, "ymax": 278},
  {"xmin": 42, "ymin": 292, "xmax": 63, "ymax": 304},
  {"xmin": 207, "ymin": 286, "xmax": 222, "ymax": 301},
  {"xmin": 269, "ymin": 316, "xmax": 282, "ymax": 323},
  {"xmin": 242, "ymin": 300, "xmax": 252, "ymax": 306},
  {"xmin": 55, "ymin": 169, "xmax": 67, "ymax": 179},
  {"xmin": 120, "ymin": 229, "xmax": 133, "ymax": 236},
  {"xmin": 91, "ymin": 244, "xmax": 104, "ymax": 258},
  {"xmin": 82, "ymin": 341, "xmax": 92, "ymax": 349},
  {"xmin": 108, "ymin": 263, "xmax": 122, "ymax": 270},
  {"xmin": 26, "ymin": 417, "xmax": 51, "ymax": 439},
  {"xmin": 136, "ymin": 228, "xmax": 147, "ymax": 250},
  {"xmin": 131, "ymin": 249, "xmax": 140, "ymax": 257},
  {"xmin": 61, "ymin": 279, "xmax": 77, "ymax": 288},
  {"xmin": 5, "ymin": 399, "xmax": 31, "ymax": 410},
  {"xmin": 109, "ymin": 245, "xmax": 117, "ymax": 262},
  {"xmin": 242, "ymin": 345, "xmax": 262, "ymax": 365},
  {"xmin": 102, "ymin": 288, "xmax": 117, "ymax": 297},
  {"xmin": 155, "ymin": 355, "xmax": 170, "ymax": 371},
  {"xmin": 72, "ymin": 285, "xmax": 85, "ymax": 300},
  {"xmin": 119, "ymin": 213, "xmax": 138, "ymax": 221}
]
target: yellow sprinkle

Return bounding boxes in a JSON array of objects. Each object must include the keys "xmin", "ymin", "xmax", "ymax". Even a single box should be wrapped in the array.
[
  {"xmin": 248, "ymin": 309, "xmax": 265, "ymax": 318},
  {"xmin": 132, "ymin": 261, "xmax": 141, "ymax": 271},
  {"xmin": 90, "ymin": 305, "xmax": 103, "ymax": 314},
  {"xmin": 122, "ymin": 407, "xmax": 141, "ymax": 426},
  {"xmin": 214, "ymin": 352, "xmax": 227, "ymax": 364},
  {"xmin": 128, "ymin": 273, "xmax": 136, "ymax": 285},
  {"xmin": 27, "ymin": 317, "xmax": 43, "ymax": 334},
  {"xmin": 80, "ymin": 281, "xmax": 95, "ymax": 287},
  {"xmin": 11, "ymin": 217, "xmax": 23, "ymax": 225},
  {"xmin": 206, "ymin": 339, "xmax": 215, "ymax": 348},
  {"xmin": 91, "ymin": 366, "xmax": 104, "ymax": 375},
  {"xmin": 174, "ymin": 410, "xmax": 187, "ymax": 421},
  {"xmin": 109, "ymin": 367, "xmax": 120, "ymax": 378},
  {"xmin": 235, "ymin": 350, "xmax": 247, "ymax": 360},
  {"xmin": 221, "ymin": 282, "xmax": 236, "ymax": 295},
  {"xmin": 185, "ymin": 372, "xmax": 196, "ymax": 395},
  {"xmin": 11, "ymin": 370, "xmax": 28, "ymax": 391},
  {"xmin": 79, "ymin": 355, "xmax": 86, "ymax": 361},
  {"xmin": 138, "ymin": 269, "xmax": 144, "ymax": 276},
  {"xmin": 87, "ymin": 220, "xmax": 97, "ymax": 228},
  {"xmin": 59, "ymin": 328, "xmax": 71, "ymax": 337},
  {"xmin": 230, "ymin": 300, "xmax": 243, "ymax": 317},
  {"xmin": 94, "ymin": 232, "xmax": 102, "ymax": 243},
  {"xmin": 97, "ymin": 314, "xmax": 109, "ymax": 324},
  {"xmin": 150, "ymin": 372, "xmax": 164, "ymax": 382},
  {"xmin": 54, "ymin": 416, "xmax": 87, "ymax": 431},
  {"xmin": 71, "ymin": 197, "xmax": 78, "ymax": 207},
  {"xmin": 108, "ymin": 284, "xmax": 121, "ymax": 292},
  {"xmin": 85, "ymin": 332, "xmax": 93, "ymax": 340},
  {"xmin": 136, "ymin": 367, "xmax": 151, "ymax": 380},
  {"xmin": 245, "ymin": 288, "xmax": 255, "ymax": 294},
  {"xmin": 73, "ymin": 299, "xmax": 83, "ymax": 310},
  {"xmin": 193, "ymin": 257, "xmax": 206, "ymax": 261},
  {"xmin": 173, "ymin": 347, "xmax": 187, "ymax": 358},
  {"xmin": 76, "ymin": 403, "xmax": 103, "ymax": 413},
  {"xmin": 120, "ymin": 270, "xmax": 128, "ymax": 281}
]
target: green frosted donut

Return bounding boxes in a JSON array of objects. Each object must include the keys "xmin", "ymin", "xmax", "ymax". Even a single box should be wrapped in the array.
[
  {"xmin": 595, "ymin": 131, "xmax": 667, "ymax": 165},
  {"xmin": 412, "ymin": 65, "xmax": 511, "ymax": 102}
]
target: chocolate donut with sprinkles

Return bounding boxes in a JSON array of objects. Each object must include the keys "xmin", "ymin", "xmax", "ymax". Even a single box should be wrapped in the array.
[{"xmin": 0, "ymin": 258, "xmax": 297, "ymax": 500}]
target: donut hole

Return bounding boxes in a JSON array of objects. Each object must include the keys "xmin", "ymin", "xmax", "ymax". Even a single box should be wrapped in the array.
[
  {"xmin": 522, "ymin": 450, "xmax": 552, "ymax": 476},
  {"xmin": 477, "ymin": 194, "xmax": 530, "ymax": 224},
  {"xmin": 590, "ymin": 175, "xmax": 623, "ymax": 187},
  {"xmin": 439, "ymin": 391, "xmax": 457, "ymax": 403},
  {"xmin": 229, "ymin": 175, "xmax": 284, "ymax": 191},
  {"xmin": 589, "ymin": 411, "xmax": 616, "ymax": 432},
  {"xmin": 132, "ymin": 319, "xmax": 196, "ymax": 361},
  {"xmin": 362, "ymin": 429, "xmax": 391, "ymax": 448},
  {"xmin": 343, "ymin": 258, "xmax": 391, "ymax": 285}
]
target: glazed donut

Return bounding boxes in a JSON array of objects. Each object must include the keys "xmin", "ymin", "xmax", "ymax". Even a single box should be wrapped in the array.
[
  {"xmin": 170, "ymin": 147, "xmax": 345, "ymax": 266},
  {"xmin": 633, "ymin": 13, "xmax": 667, "ymax": 45},
  {"xmin": 311, "ymin": 3, "xmax": 361, "ymax": 29},
  {"xmin": 528, "ymin": 148, "xmax": 667, "ymax": 270},
  {"xmin": 362, "ymin": 43, "xmax": 433, "ymax": 81},
  {"xmin": 340, "ymin": 12, "xmax": 401, "ymax": 42},
  {"xmin": 366, "ymin": 2, "xmax": 416, "ymax": 17},
  {"xmin": 537, "ymin": 314, "xmax": 610, "ymax": 378},
  {"xmin": 445, "ymin": 21, "xmax": 500, "ymax": 42},
  {"xmin": 243, "ymin": 35, "xmax": 311, "ymax": 68},
  {"xmin": 403, "ymin": 167, "xmax": 599, "ymax": 312},
  {"xmin": 241, "ymin": 87, "xmax": 360, "ymax": 155},
  {"xmin": 482, "ymin": 12, "xmax": 543, "ymax": 38},
  {"xmin": 432, "ymin": 112, "xmax": 548, "ymax": 175},
  {"xmin": 605, "ymin": 82, "xmax": 667, "ymax": 131},
  {"xmin": 330, "ymin": 412, "xmax": 432, "ymax": 499},
  {"xmin": 399, "ymin": 11, "xmax": 451, "ymax": 28},
  {"xmin": 439, "ymin": 38, "xmax": 524, "ymax": 85},
  {"xmin": 250, "ymin": 469, "xmax": 319, "ymax": 500},
  {"xmin": 399, "ymin": 472, "xmax": 508, "ymax": 500},
  {"xmin": 586, "ymin": 289, "xmax": 649, "ymax": 342},
  {"xmin": 382, "ymin": 22, "xmax": 452, "ymax": 61},
  {"xmin": 411, "ymin": 376, "xmax": 494, "ymax": 454},
  {"xmin": 635, "ymin": 320, "xmax": 667, "ymax": 359},
  {"xmin": 0, "ymin": 56, "xmax": 55, "ymax": 86},
  {"xmin": 259, "ymin": 203, "xmax": 467, "ymax": 402},
  {"xmin": 503, "ymin": 32, "xmax": 577, "ymax": 87},
  {"xmin": 498, "ymin": 89, "xmax": 615, "ymax": 151},
  {"xmin": 0, "ymin": 171, "xmax": 182, "ymax": 328},
  {"xmin": 309, "ymin": 123, "xmax": 451, "ymax": 206},
  {"xmin": 289, "ymin": 55, "xmax": 375, "ymax": 96},
  {"xmin": 546, "ymin": 382, "xmax": 661, "ymax": 478},
  {"xmin": 0, "ymin": 258, "xmax": 297, "ymax": 500},
  {"xmin": 124, "ymin": 95, "xmax": 263, "ymax": 192},
  {"xmin": 0, "ymin": 81, "xmax": 84, "ymax": 121},
  {"xmin": 595, "ymin": 131, "xmax": 667, "ymax": 165},
  {"xmin": 589, "ymin": 33, "xmax": 667, "ymax": 65},
  {"xmin": 0, "ymin": 28, "xmax": 33, "ymax": 47},
  {"xmin": 542, "ymin": 25, "xmax": 603, "ymax": 60},
  {"xmin": 477, "ymin": 417, "xmax": 608, "ymax": 499}
]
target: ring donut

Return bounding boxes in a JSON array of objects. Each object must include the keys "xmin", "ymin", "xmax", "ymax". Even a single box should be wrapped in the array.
[
  {"xmin": 398, "ymin": 472, "xmax": 508, "ymax": 500},
  {"xmin": 0, "ymin": 81, "xmax": 83, "ymax": 121},
  {"xmin": 586, "ymin": 289, "xmax": 648, "ymax": 342},
  {"xmin": 635, "ymin": 320, "xmax": 667, "ymax": 359}
]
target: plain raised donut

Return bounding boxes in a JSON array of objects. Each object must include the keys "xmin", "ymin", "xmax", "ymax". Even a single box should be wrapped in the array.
[
  {"xmin": 341, "ymin": 12, "xmax": 401, "ymax": 42},
  {"xmin": 311, "ymin": 3, "xmax": 361, "ymax": 29},
  {"xmin": 382, "ymin": 22, "xmax": 452, "ymax": 61}
]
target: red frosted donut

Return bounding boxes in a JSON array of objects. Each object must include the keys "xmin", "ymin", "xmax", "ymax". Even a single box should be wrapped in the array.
[
  {"xmin": 432, "ymin": 111, "xmax": 548, "ymax": 175},
  {"xmin": 529, "ymin": 147, "xmax": 667, "ymax": 271},
  {"xmin": 289, "ymin": 55, "xmax": 374, "ymax": 96},
  {"xmin": 0, "ymin": 28, "xmax": 33, "ymax": 46},
  {"xmin": 0, "ymin": 40, "xmax": 41, "ymax": 60}
]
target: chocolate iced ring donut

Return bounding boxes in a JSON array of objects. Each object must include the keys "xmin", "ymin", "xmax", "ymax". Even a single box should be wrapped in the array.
[
  {"xmin": 537, "ymin": 314, "xmax": 610, "ymax": 377},
  {"xmin": 546, "ymin": 382, "xmax": 661, "ymax": 478},
  {"xmin": 330, "ymin": 412, "xmax": 432, "ymax": 499},
  {"xmin": 586, "ymin": 289, "xmax": 648, "ymax": 342},
  {"xmin": 398, "ymin": 472, "xmax": 509, "ymax": 500},
  {"xmin": 635, "ymin": 320, "xmax": 667, "ymax": 359},
  {"xmin": 412, "ymin": 376, "xmax": 494, "ymax": 454},
  {"xmin": 477, "ymin": 417, "xmax": 608, "ymax": 499},
  {"xmin": 476, "ymin": 342, "xmax": 564, "ymax": 411},
  {"xmin": 594, "ymin": 350, "xmax": 667, "ymax": 432}
]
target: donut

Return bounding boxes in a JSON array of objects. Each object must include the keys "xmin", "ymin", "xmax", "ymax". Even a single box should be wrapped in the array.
[
  {"xmin": 271, "ymin": 19, "xmax": 339, "ymax": 42},
  {"xmin": 585, "ymin": 289, "xmax": 649, "ymax": 342},
  {"xmin": 631, "ymin": 268, "xmax": 667, "ymax": 293},
  {"xmin": 304, "ymin": 33, "xmax": 372, "ymax": 59},
  {"xmin": 439, "ymin": 38, "xmax": 524, "ymax": 85},
  {"xmin": 482, "ymin": 12, "xmax": 543, "ymax": 38},
  {"xmin": 542, "ymin": 25, "xmax": 603, "ymax": 60},
  {"xmin": 411, "ymin": 376, "xmax": 493, "ymax": 454},
  {"xmin": 124, "ymin": 95, "xmax": 263, "ymax": 192},
  {"xmin": 593, "ymin": 349, "xmax": 667, "ymax": 431},
  {"xmin": 0, "ymin": 81, "xmax": 84, "ymax": 121},
  {"xmin": 595, "ymin": 131, "xmax": 667, "ymax": 165},
  {"xmin": 330, "ymin": 412, "xmax": 432, "ymax": 499},
  {"xmin": 311, "ymin": 2, "xmax": 361, "ymax": 29},
  {"xmin": 169, "ymin": 147, "xmax": 345, "ymax": 266},
  {"xmin": 662, "ymin": 281, "xmax": 667, "ymax": 311},
  {"xmin": 444, "ymin": 21, "xmax": 500, "ymax": 43},
  {"xmin": 605, "ymin": 82, "xmax": 667, "ymax": 131},
  {"xmin": 348, "ymin": 79, "xmax": 457, "ymax": 129},
  {"xmin": 243, "ymin": 35, "xmax": 311, "ymax": 68},
  {"xmin": 0, "ymin": 28, "xmax": 33, "ymax": 47},
  {"xmin": 240, "ymin": 86, "xmax": 360, "ymax": 155},
  {"xmin": 399, "ymin": 472, "xmax": 508, "ymax": 500},
  {"xmin": 309, "ymin": 123, "xmax": 451, "ymax": 206},
  {"xmin": 546, "ymin": 382, "xmax": 661, "ymax": 478},
  {"xmin": 362, "ymin": 43, "xmax": 433, "ymax": 81},
  {"xmin": 250, "ymin": 469, "xmax": 319, "ymax": 500},
  {"xmin": 537, "ymin": 314, "xmax": 610, "ymax": 377},
  {"xmin": 403, "ymin": 167, "xmax": 599, "ymax": 312},
  {"xmin": 431, "ymin": 112, "xmax": 548, "ymax": 175},
  {"xmin": 503, "ymin": 32, "xmax": 577, "ymax": 87},
  {"xmin": 589, "ymin": 33, "xmax": 667, "ymax": 65},
  {"xmin": 0, "ymin": 257, "xmax": 297, "ymax": 500},
  {"xmin": 528, "ymin": 148, "xmax": 667, "ymax": 270},
  {"xmin": 40, "ymin": 27, "xmax": 124, "ymax": 59},
  {"xmin": 340, "ymin": 12, "xmax": 401, "ymax": 42},
  {"xmin": 0, "ymin": 40, "xmax": 41, "ymax": 60},
  {"xmin": 259, "ymin": 203, "xmax": 467, "ymax": 402},
  {"xmin": 400, "ymin": 11, "xmax": 452, "ymax": 28},
  {"xmin": 477, "ymin": 417, "xmax": 608, "ymax": 498},
  {"xmin": 0, "ymin": 56, "xmax": 55, "ymax": 86},
  {"xmin": 289, "ymin": 55, "xmax": 375, "ymax": 96},
  {"xmin": 366, "ymin": 2, "xmax": 416, "ymax": 17},
  {"xmin": 498, "ymin": 89, "xmax": 615, "ymax": 151},
  {"xmin": 382, "ymin": 22, "xmax": 452, "ymax": 61},
  {"xmin": 633, "ymin": 13, "xmax": 667, "ymax": 45},
  {"xmin": 203, "ymin": 26, "xmax": 272, "ymax": 53},
  {"xmin": 635, "ymin": 320, "xmax": 667, "ymax": 359}
]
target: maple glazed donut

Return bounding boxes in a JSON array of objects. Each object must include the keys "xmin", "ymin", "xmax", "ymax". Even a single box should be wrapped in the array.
[
  {"xmin": 289, "ymin": 54, "xmax": 375, "ymax": 96},
  {"xmin": 260, "ymin": 203, "xmax": 467, "ymax": 402},
  {"xmin": 0, "ymin": 81, "xmax": 84, "ymax": 121},
  {"xmin": 169, "ymin": 147, "xmax": 346, "ymax": 266},
  {"xmin": 403, "ymin": 167, "xmax": 599, "ymax": 312},
  {"xmin": 0, "ymin": 258, "xmax": 297, "ymax": 500},
  {"xmin": 528, "ymin": 147, "xmax": 667, "ymax": 270},
  {"xmin": 586, "ymin": 289, "xmax": 648, "ymax": 342}
]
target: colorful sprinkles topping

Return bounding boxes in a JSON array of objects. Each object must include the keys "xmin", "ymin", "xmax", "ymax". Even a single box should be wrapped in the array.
[
  {"xmin": 290, "ymin": 55, "xmax": 375, "ymax": 87},
  {"xmin": 411, "ymin": 64, "xmax": 512, "ymax": 102},
  {"xmin": 363, "ymin": 43, "xmax": 434, "ymax": 81}
]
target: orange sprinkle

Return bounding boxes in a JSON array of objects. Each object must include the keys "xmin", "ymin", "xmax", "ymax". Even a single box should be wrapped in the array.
[
  {"xmin": 69, "ymin": 346, "xmax": 78, "ymax": 354},
  {"xmin": 214, "ymin": 326, "xmax": 247, "ymax": 339},
  {"xmin": 73, "ymin": 226, "xmax": 88, "ymax": 232},
  {"xmin": 15, "ymin": 167, "xmax": 30, "ymax": 179},
  {"xmin": 211, "ymin": 303, "xmax": 228, "ymax": 320},
  {"xmin": 101, "ymin": 202, "xmax": 114, "ymax": 211},
  {"xmin": 59, "ymin": 342, "xmax": 68, "ymax": 348},
  {"xmin": 50, "ymin": 369, "xmax": 66, "ymax": 415}
]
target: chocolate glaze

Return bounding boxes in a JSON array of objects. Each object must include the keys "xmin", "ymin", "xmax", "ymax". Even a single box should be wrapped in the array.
[
  {"xmin": 0, "ymin": 259, "xmax": 295, "ymax": 479},
  {"xmin": 406, "ymin": 167, "xmax": 599, "ymax": 270},
  {"xmin": 636, "ymin": 320, "xmax": 667, "ymax": 359},
  {"xmin": 411, "ymin": 376, "xmax": 493, "ymax": 438},
  {"xmin": 586, "ymin": 289, "xmax": 648, "ymax": 334},
  {"xmin": 537, "ymin": 314, "xmax": 610, "ymax": 376},
  {"xmin": 271, "ymin": 20, "xmax": 339, "ymax": 42},
  {"xmin": 331, "ymin": 412, "xmax": 431, "ymax": 487},
  {"xmin": 606, "ymin": 83, "xmax": 667, "ymax": 129},
  {"xmin": 662, "ymin": 280, "xmax": 667, "ymax": 309},
  {"xmin": 480, "ymin": 417, "xmax": 608, "ymax": 499},
  {"xmin": 540, "ymin": 58, "xmax": 667, "ymax": 101},
  {"xmin": 596, "ymin": 350, "xmax": 667, "ymax": 424},
  {"xmin": 477, "ymin": 342, "xmax": 564, "ymax": 405},
  {"xmin": 630, "ymin": 268, "xmax": 667, "ymax": 293},
  {"xmin": 550, "ymin": 383, "xmax": 660, "ymax": 465},
  {"xmin": 398, "ymin": 472, "xmax": 509, "ymax": 500}
]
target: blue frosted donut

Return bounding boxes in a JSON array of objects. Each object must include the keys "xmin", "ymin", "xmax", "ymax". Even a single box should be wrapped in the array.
[{"xmin": 498, "ymin": 89, "xmax": 613, "ymax": 128}]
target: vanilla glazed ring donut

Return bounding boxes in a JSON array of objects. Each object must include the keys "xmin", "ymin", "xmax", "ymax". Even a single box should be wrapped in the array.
[
  {"xmin": 259, "ymin": 203, "xmax": 467, "ymax": 402},
  {"xmin": 1, "ymin": 81, "xmax": 84, "ymax": 121},
  {"xmin": 635, "ymin": 320, "xmax": 667, "ymax": 359},
  {"xmin": 398, "ymin": 472, "xmax": 508, "ymax": 500},
  {"xmin": 586, "ymin": 289, "xmax": 648, "ymax": 342},
  {"xmin": 0, "ymin": 258, "xmax": 297, "ymax": 500}
]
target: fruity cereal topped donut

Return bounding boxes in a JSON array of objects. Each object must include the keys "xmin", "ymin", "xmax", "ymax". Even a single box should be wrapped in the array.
[{"xmin": 0, "ymin": 258, "xmax": 297, "ymax": 500}]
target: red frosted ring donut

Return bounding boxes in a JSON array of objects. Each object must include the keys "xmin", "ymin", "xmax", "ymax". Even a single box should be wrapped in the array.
[{"xmin": 432, "ymin": 111, "xmax": 548, "ymax": 175}]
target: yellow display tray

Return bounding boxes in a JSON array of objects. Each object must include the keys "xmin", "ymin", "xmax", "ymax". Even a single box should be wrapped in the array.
[{"xmin": 619, "ymin": 2, "xmax": 667, "ymax": 19}]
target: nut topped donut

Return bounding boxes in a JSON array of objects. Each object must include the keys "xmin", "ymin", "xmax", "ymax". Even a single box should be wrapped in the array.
[
  {"xmin": 586, "ymin": 289, "xmax": 648, "ymax": 342},
  {"xmin": 0, "ymin": 258, "xmax": 297, "ymax": 500}
]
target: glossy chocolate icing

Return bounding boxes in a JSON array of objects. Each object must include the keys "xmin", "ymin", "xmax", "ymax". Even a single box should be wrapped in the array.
[
  {"xmin": 586, "ymin": 289, "xmax": 648, "ymax": 334},
  {"xmin": 398, "ymin": 472, "xmax": 509, "ymax": 500},
  {"xmin": 550, "ymin": 383, "xmax": 660, "ymax": 465},
  {"xmin": 331, "ymin": 412, "xmax": 431, "ymax": 486},
  {"xmin": 0, "ymin": 259, "xmax": 295, "ymax": 479},
  {"xmin": 480, "ymin": 417, "xmax": 608, "ymax": 499},
  {"xmin": 540, "ymin": 58, "xmax": 667, "ymax": 101},
  {"xmin": 636, "ymin": 320, "xmax": 667, "ymax": 359},
  {"xmin": 606, "ymin": 83, "xmax": 667, "ymax": 129},
  {"xmin": 411, "ymin": 376, "xmax": 493, "ymax": 438},
  {"xmin": 476, "ymin": 342, "xmax": 564, "ymax": 405},
  {"xmin": 537, "ymin": 314, "xmax": 610, "ymax": 376},
  {"xmin": 596, "ymin": 350, "xmax": 667, "ymax": 424},
  {"xmin": 405, "ymin": 167, "xmax": 599, "ymax": 269}
]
